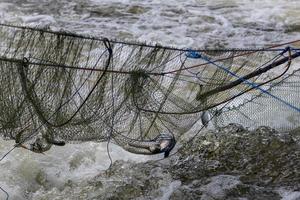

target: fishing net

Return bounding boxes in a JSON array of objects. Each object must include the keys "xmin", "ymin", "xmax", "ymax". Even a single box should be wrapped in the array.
[
  {"xmin": 212, "ymin": 71, "xmax": 300, "ymax": 131},
  {"xmin": 0, "ymin": 24, "xmax": 299, "ymax": 155}
]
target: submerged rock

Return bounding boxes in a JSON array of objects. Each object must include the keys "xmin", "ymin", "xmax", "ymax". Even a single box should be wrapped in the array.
[
  {"xmin": 87, "ymin": 124, "xmax": 299, "ymax": 199},
  {"xmin": 177, "ymin": 124, "xmax": 299, "ymax": 187},
  {"xmin": 32, "ymin": 125, "xmax": 300, "ymax": 199}
]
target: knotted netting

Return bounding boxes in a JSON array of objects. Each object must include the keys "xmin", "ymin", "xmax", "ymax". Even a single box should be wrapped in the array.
[{"xmin": 0, "ymin": 24, "xmax": 299, "ymax": 155}]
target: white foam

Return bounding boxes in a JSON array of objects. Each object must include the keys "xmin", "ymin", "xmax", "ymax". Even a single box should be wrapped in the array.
[
  {"xmin": 278, "ymin": 188, "xmax": 300, "ymax": 200},
  {"xmin": 200, "ymin": 175, "xmax": 241, "ymax": 199},
  {"xmin": 0, "ymin": 140, "xmax": 150, "ymax": 198},
  {"xmin": 156, "ymin": 180, "xmax": 181, "ymax": 200},
  {"xmin": 21, "ymin": 15, "xmax": 56, "ymax": 24}
]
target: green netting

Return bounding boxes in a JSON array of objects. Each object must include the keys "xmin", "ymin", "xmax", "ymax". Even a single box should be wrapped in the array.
[{"xmin": 0, "ymin": 24, "xmax": 299, "ymax": 155}]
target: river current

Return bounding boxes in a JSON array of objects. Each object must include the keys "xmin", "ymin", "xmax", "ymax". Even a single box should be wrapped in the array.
[{"xmin": 0, "ymin": 0, "xmax": 300, "ymax": 199}]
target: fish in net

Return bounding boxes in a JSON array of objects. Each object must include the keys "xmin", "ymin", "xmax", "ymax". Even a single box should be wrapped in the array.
[{"xmin": 0, "ymin": 24, "xmax": 299, "ymax": 157}]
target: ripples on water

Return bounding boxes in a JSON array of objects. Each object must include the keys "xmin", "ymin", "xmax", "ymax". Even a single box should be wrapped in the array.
[
  {"xmin": 1, "ymin": 0, "xmax": 300, "ymax": 47},
  {"xmin": 0, "ymin": 0, "xmax": 299, "ymax": 199}
]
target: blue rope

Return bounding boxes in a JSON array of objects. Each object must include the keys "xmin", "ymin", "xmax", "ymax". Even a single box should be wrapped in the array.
[
  {"xmin": 186, "ymin": 49, "xmax": 202, "ymax": 59},
  {"xmin": 186, "ymin": 49, "xmax": 300, "ymax": 113}
]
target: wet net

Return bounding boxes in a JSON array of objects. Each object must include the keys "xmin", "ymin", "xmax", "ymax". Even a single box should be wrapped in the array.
[{"xmin": 0, "ymin": 24, "xmax": 299, "ymax": 155}]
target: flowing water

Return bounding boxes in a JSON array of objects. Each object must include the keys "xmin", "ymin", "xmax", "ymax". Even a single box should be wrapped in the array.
[{"xmin": 0, "ymin": 0, "xmax": 300, "ymax": 199}]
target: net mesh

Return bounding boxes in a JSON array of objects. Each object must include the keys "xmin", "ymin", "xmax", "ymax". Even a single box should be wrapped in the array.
[
  {"xmin": 212, "ymin": 73, "xmax": 300, "ymax": 131},
  {"xmin": 0, "ymin": 24, "xmax": 299, "ymax": 155}
]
